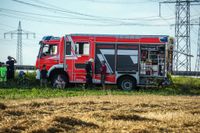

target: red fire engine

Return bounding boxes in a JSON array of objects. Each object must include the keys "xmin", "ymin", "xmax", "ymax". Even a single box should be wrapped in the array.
[{"xmin": 36, "ymin": 34, "xmax": 173, "ymax": 90}]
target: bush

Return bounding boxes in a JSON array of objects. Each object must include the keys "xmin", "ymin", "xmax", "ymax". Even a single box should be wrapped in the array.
[
  {"xmin": 0, "ymin": 71, "xmax": 39, "ymax": 88},
  {"xmin": 167, "ymin": 73, "xmax": 173, "ymax": 84},
  {"xmin": 171, "ymin": 76, "xmax": 200, "ymax": 94}
]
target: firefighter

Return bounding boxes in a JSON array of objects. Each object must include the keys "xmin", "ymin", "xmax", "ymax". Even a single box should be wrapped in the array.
[
  {"xmin": 40, "ymin": 64, "xmax": 48, "ymax": 88},
  {"xmin": 100, "ymin": 60, "xmax": 107, "ymax": 90},
  {"xmin": 6, "ymin": 56, "xmax": 17, "ymax": 80},
  {"xmin": 85, "ymin": 58, "xmax": 94, "ymax": 89}
]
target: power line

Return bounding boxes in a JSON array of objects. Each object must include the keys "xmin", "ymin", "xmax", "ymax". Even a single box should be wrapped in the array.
[
  {"xmin": 73, "ymin": 0, "xmax": 158, "ymax": 4},
  {"xmin": 7, "ymin": 0, "xmax": 198, "ymax": 28},
  {"xmin": 11, "ymin": 0, "xmax": 113, "ymax": 19},
  {"xmin": 0, "ymin": 9, "xmax": 172, "ymax": 27},
  {"xmin": 11, "ymin": 0, "xmax": 170, "ymax": 21},
  {"xmin": 0, "ymin": 14, "xmax": 170, "ymax": 27},
  {"xmin": 0, "ymin": 12, "xmax": 122, "ymax": 26},
  {"xmin": 9, "ymin": 0, "xmax": 200, "ymax": 23},
  {"xmin": 0, "ymin": 22, "xmax": 16, "ymax": 28},
  {"xmin": 0, "ymin": 7, "xmax": 177, "ymax": 23},
  {"xmin": 0, "ymin": 7, "xmax": 125, "ymax": 24}
]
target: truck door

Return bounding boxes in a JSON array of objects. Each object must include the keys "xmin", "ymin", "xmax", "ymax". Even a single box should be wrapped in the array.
[
  {"xmin": 38, "ymin": 43, "xmax": 59, "ymax": 70},
  {"xmin": 73, "ymin": 41, "xmax": 91, "ymax": 82},
  {"xmin": 95, "ymin": 43, "xmax": 116, "ymax": 84},
  {"xmin": 116, "ymin": 44, "xmax": 139, "ymax": 72}
]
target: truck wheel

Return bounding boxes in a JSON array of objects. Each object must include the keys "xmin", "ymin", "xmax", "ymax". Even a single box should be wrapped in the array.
[
  {"xmin": 118, "ymin": 76, "xmax": 136, "ymax": 91},
  {"xmin": 51, "ymin": 74, "xmax": 68, "ymax": 88}
]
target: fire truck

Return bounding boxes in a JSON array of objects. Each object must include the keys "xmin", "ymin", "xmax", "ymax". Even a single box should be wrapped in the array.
[{"xmin": 36, "ymin": 34, "xmax": 173, "ymax": 90}]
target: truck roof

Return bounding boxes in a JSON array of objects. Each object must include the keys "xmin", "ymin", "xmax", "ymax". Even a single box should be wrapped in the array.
[
  {"xmin": 40, "ymin": 34, "xmax": 170, "ymax": 44},
  {"xmin": 70, "ymin": 34, "xmax": 169, "ymax": 44},
  {"xmin": 70, "ymin": 33, "xmax": 168, "ymax": 39}
]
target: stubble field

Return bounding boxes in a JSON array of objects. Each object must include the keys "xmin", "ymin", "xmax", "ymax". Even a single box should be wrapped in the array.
[{"xmin": 0, "ymin": 95, "xmax": 200, "ymax": 133}]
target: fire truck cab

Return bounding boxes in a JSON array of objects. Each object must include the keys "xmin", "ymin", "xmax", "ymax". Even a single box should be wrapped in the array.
[{"xmin": 36, "ymin": 34, "xmax": 173, "ymax": 90}]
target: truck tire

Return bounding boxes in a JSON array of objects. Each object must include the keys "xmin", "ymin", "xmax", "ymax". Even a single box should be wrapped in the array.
[
  {"xmin": 117, "ymin": 76, "xmax": 136, "ymax": 91},
  {"xmin": 51, "ymin": 74, "xmax": 68, "ymax": 88}
]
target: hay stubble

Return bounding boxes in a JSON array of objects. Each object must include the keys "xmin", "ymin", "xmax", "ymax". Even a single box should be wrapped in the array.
[{"xmin": 0, "ymin": 95, "xmax": 200, "ymax": 132}]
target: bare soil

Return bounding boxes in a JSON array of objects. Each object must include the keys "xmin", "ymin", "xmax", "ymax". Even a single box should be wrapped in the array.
[{"xmin": 0, "ymin": 95, "xmax": 200, "ymax": 133}]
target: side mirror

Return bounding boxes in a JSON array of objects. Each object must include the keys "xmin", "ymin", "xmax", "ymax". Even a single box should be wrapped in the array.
[{"xmin": 39, "ymin": 41, "xmax": 44, "ymax": 45}]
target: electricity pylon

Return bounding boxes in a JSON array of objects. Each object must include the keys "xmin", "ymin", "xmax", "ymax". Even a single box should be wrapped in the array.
[
  {"xmin": 195, "ymin": 17, "xmax": 200, "ymax": 75},
  {"xmin": 4, "ymin": 21, "xmax": 35, "ymax": 65},
  {"xmin": 160, "ymin": 0, "xmax": 200, "ymax": 72}
]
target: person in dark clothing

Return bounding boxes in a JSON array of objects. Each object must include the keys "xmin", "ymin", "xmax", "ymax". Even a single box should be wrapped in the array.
[
  {"xmin": 85, "ymin": 58, "xmax": 94, "ymax": 89},
  {"xmin": 6, "ymin": 56, "xmax": 17, "ymax": 80},
  {"xmin": 100, "ymin": 60, "xmax": 107, "ymax": 90},
  {"xmin": 40, "ymin": 64, "xmax": 48, "ymax": 88}
]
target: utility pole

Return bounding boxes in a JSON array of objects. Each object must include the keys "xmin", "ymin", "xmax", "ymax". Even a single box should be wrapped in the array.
[
  {"xmin": 4, "ymin": 21, "xmax": 35, "ymax": 65},
  {"xmin": 195, "ymin": 17, "xmax": 200, "ymax": 75},
  {"xmin": 159, "ymin": 0, "xmax": 200, "ymax": 72}
]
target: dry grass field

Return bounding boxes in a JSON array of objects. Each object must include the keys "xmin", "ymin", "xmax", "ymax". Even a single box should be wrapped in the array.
[{"xmin": 0, "ymin": 95, "xmax": 200, "ymax": 133}]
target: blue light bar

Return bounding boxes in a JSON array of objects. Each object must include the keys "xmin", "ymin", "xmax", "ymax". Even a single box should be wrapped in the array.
[
  {"xmin": 42, "ymin": 36, "xmax": 60, "ymax": 41},
  {"xmin": 159, "ymin": 36, "xmax": 168, "ymax": 43},
  {"xmin": 42, "ymin": 36, "xmax": 53, "ymax": 41}
]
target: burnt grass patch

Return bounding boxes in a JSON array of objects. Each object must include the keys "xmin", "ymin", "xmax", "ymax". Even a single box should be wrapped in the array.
[
  {"xmin": 67, "ymin": 102, "xmax": 80, "ymax": 106},
  {"xmin": 67, "ymin": 101, "xmax": 97, "ymax": 106},
  {"xmin": 101, "ymin": 101, "xmax": 111, "ymax": 104},
  {"xmin": 11, "ymin": 125, "xmax": 27, "ymax": 132},
  {"xmin": 5, "ymin": 110, "xmax": 25, "ymax": 116},
  {"xmin": 182, "ymin": 121, "xmax": 200, "ymax": 127},
  {"xmin": 54, "ymin": 123, "xmax": 74, "ymax": 131},
  {"xmin": 100, "ymin": 107, "xmax": 113, "ymax": 111},
  {"xmin": 31, "ymin": 129, "xmax": 47, "ymax": 133},
  {"xmin": 128, "ymin": 108, "xmax": 148, "ymax": 113},
  {"xmin": 29, "ymin": 101, "xmax": 53, "ymax": 108},
  {"xmin": 54, "ymin": 116, "xmax": 99, "ymax": 128},
  {"xmin": 111, "ymin": 114, "xmax": 159, "ymax": 122},
  {"xmin": 46, "ymin": 127, "xmax": 64, "ymax": 133},
  {"xmin": 135, "ymin": 103, "xmax": 162, "ymax": 108},
  {"xmin": 0, "ymin": 102, "xmax": 7, "ymax": 110},
  {"xmin": 0, "ymin": 125, "xmax": 26, "ymax": 133},
  {"xmin": 81, "ymin": 101, "xmax": 97, "ymax": 105},
  {"xmin": 31, "ymin": 127, "xmax": 65, "ymax": 133},
  {"xmin": 0, "ymin": 128, "xmax": 21, "ymax": 133}
]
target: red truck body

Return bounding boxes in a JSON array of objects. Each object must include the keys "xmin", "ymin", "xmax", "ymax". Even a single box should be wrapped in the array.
[{"xmin": 36, "ymin": 34, "xmax": 173, "ymax": 90}]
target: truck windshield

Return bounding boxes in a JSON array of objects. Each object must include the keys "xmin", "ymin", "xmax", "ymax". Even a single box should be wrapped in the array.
[{"xmin": 38, "ymin": 44, "xmax": 58, "ymax": 57}]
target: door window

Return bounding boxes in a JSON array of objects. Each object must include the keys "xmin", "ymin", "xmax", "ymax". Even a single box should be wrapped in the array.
[
  {"xmin": 66, "ymin": 42, "xmax": 71, "ymax": 55},
  {"xmin": 75, "ymin": 42, "xmax": 90, "ymax": 55},
  {"xmin": 41, "ymin": 44, "xmax": 57, "ymax": 57}
]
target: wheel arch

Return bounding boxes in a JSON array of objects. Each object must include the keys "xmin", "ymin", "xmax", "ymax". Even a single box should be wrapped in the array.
[
  {"xmin": 48, "ymin": 65, "xmax": 69, "ymax": 82},
  {"xmin": 117, "ymin": 75, "xmax": 137, "ymax": 85}
]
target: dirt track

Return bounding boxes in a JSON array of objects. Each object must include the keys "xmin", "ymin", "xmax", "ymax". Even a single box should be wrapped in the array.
[{"xmin": 0, "ymin": 95, "xmax": 200, "ymax": 133}]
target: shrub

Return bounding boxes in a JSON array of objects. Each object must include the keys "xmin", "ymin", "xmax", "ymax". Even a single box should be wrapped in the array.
[{"xmin": 172, "ymin": 76, "xmax": 200, "ymax": 94}]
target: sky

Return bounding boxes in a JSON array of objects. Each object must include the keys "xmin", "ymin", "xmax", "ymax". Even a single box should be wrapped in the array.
[{"xmin": 0, "ymin": 0, "xmax": 199, "ymax": 70}]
